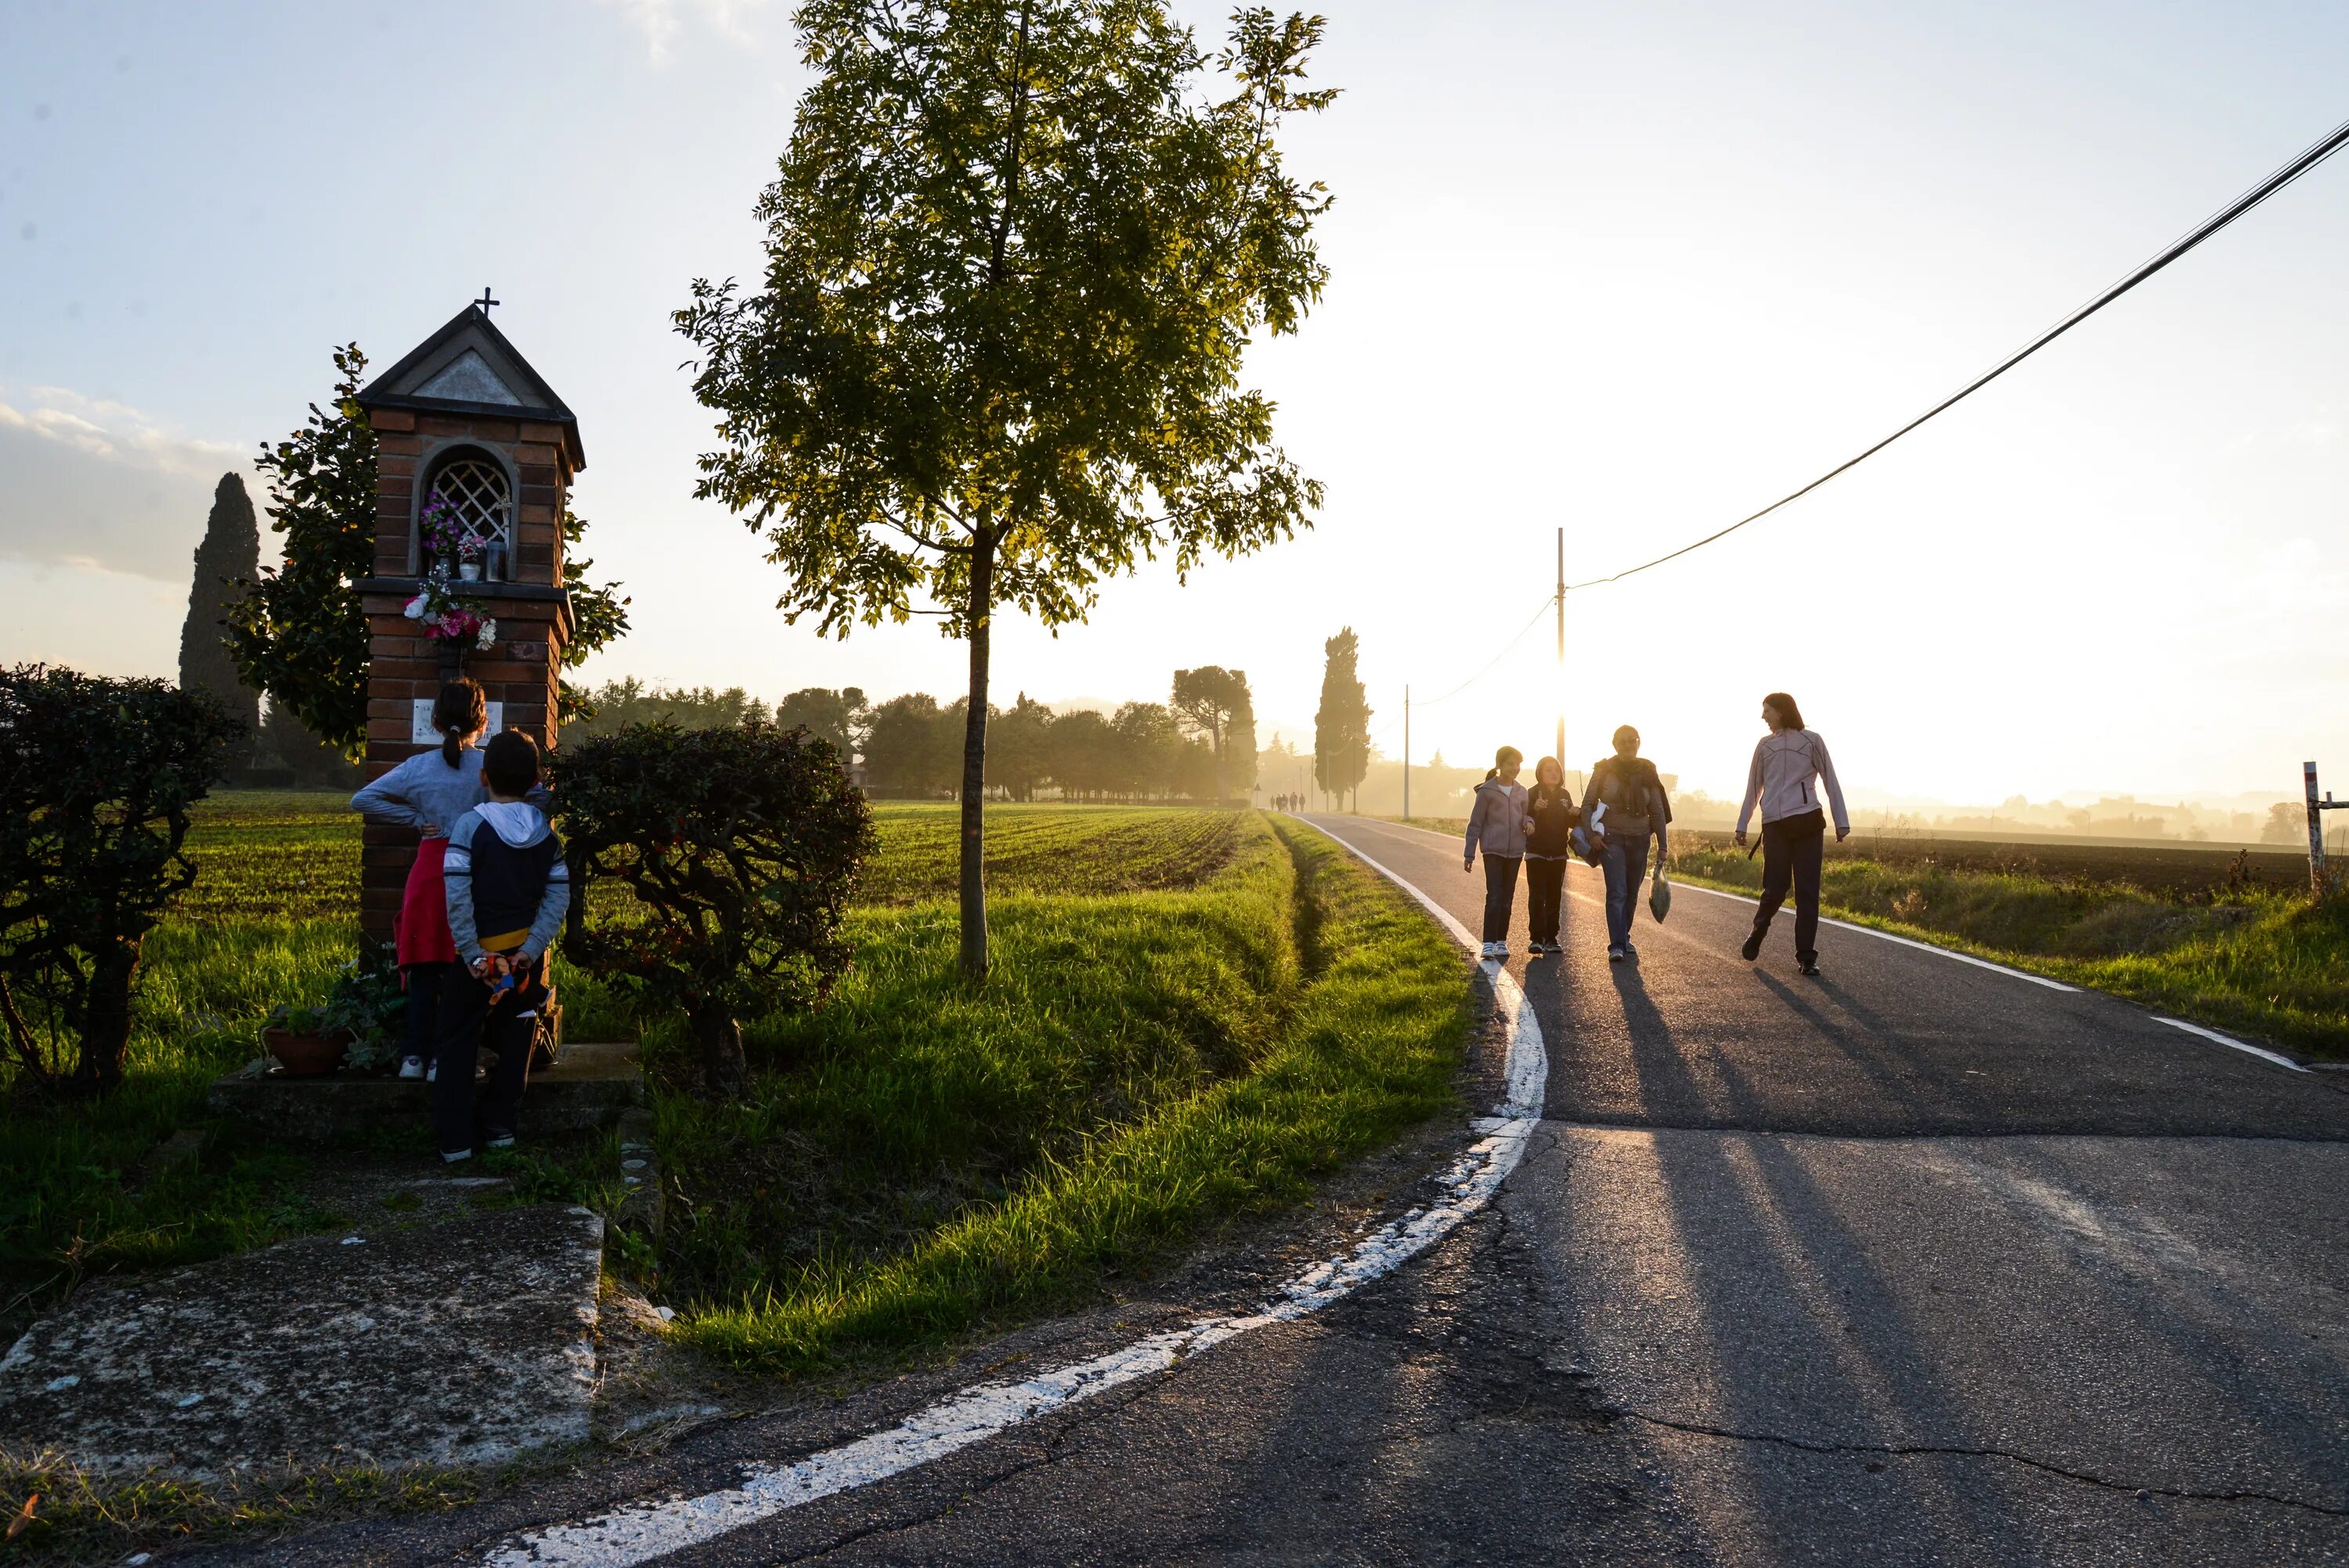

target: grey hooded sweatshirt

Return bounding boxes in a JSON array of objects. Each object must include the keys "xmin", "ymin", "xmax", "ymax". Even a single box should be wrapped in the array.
[{"xmin": 1463, "ymin": 777, "xmax": 1532, "ymax": 863}]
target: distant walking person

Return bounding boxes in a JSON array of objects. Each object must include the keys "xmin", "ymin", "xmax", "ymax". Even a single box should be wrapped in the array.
[
  {"xmin": 1736, "ymin": 691, "xmax": 1849, "ymax": 976},
  {"xmin": 1524, "ymin": 757, "xmax": 1578, "ymax": 957},
  {"xmin": 1582, "ymin": 726, "xmax": 1671, "ymax": 963},
  {"xmin": 1463, "ymin": 746, "xmax": 1532, "ymax": 961}
]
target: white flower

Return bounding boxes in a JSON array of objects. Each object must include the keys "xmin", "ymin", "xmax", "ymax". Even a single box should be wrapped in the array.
[
  {"xmin": 403, "ymin": 595, "xmax": 425, "ymax": 620},
  {"xmin": 478, "ymin": 617, "xmax": 499, "ymax": 647}
]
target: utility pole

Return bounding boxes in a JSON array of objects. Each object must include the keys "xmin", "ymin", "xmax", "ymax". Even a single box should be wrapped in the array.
[
  {"xmin": 1403, "ymin": 685, "xmax": 1411, "ymax": 822},
  {"xmin": 1554, "ymin": 526, "xmax": 1566, "ymax": 767}
]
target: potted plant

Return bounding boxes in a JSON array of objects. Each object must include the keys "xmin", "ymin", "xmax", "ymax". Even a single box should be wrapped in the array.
[
  {"xmin": 319, "ymin": 955, "xmax": 407, "ymax": 1076},
  {"xmin": 262, "ymin": 1003, "xmax": 348, "ymax": 1076}
]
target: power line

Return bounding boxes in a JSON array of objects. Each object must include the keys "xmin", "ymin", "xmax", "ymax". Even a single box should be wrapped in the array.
[
  {"xmin": 1564, "ymin": 111, "xmax": 2349, "ymax": 592},
  {"xmin": 1368, "ymin": 595, "xmax": 1553, "ymax": 741}
]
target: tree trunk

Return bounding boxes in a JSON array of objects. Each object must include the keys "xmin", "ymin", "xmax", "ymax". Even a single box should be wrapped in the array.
[
  {"xmin": 958, "ymin": 529, "xmax": 995, "ymax": 979},
  {"xmin": 691, "ymin": 1004, "xmax": 745, "ymax": 1097},
  {"xmin": 71, "ymin": 939, "xmax": 139, "ymax": 1095}
]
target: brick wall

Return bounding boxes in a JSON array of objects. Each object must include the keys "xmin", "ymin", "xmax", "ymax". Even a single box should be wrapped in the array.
[{"xmin": 358, "ymin": 406, "xmax": 576, "ymax": 945}]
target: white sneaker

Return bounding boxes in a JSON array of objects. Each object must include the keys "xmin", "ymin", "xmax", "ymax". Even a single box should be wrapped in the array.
[
  {"xmin": 1478, "ymin": 942, "xmax": 1497, "ymax": 959},
  {"xmin": 1491, "ymin": 943, "xmax": 1510, "ymax": 961},
  {"xmin": 398, "ymin": 1057, "xmax": 425, "ymax": 1080}
]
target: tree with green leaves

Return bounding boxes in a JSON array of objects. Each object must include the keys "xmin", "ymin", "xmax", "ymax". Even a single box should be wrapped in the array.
[
  {"xmin": 180, "ymin": 473, "xmax": 261, "ymax": 755},
  {"xmin": 558, "ymin": 506, "xmax": 634, "ymax": 723},
  {"xmin": 1171, "ymin": 665, "xmax": 1254, "ymax": 805},
  {"xmin": 774, "ymin": 686, "xmax": 870, "ymax": 760},
  {"xmin": 225, "ymin": 345, "xmax": 377, "ymax": 760},
  {"xmin": 1111, "ymin": 701, "xmax": 1182, "ymax": 798},
  {"xmin": 990, "ymin": 693, "xmax": 1055, "ymax": 801},
  {"xmin": 674, "ymin": 2, "xmax": 1337, "ymax": 977},
  {"xmin": 862, "ymin": 693, "xmax": 961, "ymax": 797},
  {"xmin": 1046, "ymin": 707, "xmax": 1118, "ymax": 800},
  {"xmin": 1314, "ymin": 625, "xmax": 1369, "ymax": 812}
]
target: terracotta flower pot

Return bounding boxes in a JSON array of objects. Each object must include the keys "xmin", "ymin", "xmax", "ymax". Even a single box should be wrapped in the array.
[{"xmin": 264, "ymin": 1028, "xmax": 348, "ymax": 1077}]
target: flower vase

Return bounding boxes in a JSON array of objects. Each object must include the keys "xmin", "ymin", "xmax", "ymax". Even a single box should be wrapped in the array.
[{"xmin": 459, "ymin": 562, "xmax": 482, "ymax": 582}]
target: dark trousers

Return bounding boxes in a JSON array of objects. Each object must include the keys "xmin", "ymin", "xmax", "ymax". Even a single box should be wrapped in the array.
[
  {"xmin": 1601, "ymin": 835, "xmax": 1651, "ymax": 950},
  {"xmin": 1753, "ymin": 809, "xmax": 1827, "ymax": 963},
  {"xmin": 431, "ymin": 964, "xmax": 539, "ymax": 1155},
  {"xmin": 403, "ymin": 961, "xmax": 451, "ymax": 1065},
  {"xmin": 1481, "ymin": 855, "xmax": 1522, "ymax": 943},
  {"xmin": 1525, "ymin": 856, "xmax": 1566, "ymax": 946}
]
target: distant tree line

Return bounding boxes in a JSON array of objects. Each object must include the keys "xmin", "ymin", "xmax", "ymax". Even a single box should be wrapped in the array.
[{"xmin": 561, "ymin": 676, "xmax": 1261, "ymax": 804}]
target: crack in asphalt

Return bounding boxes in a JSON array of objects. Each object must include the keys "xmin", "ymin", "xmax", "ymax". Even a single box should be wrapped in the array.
[{"xmin": 1604, "ymin": 1408, "xmax": 2349, "ymax": 1518}]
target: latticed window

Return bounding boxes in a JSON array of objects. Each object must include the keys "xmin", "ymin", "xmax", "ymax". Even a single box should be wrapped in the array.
[{"xmin": 418, "ymin": 455, "xmax": 513, "ymax": 577}]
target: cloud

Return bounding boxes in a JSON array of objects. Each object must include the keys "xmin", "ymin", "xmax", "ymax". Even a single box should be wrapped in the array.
[
  {"xmin": 596, "ymin": 0, "xmax": 774, "ymax": 61},
  {"xmin": 0, "ymin": 386, "xmax": 252, "ymax": 583}
]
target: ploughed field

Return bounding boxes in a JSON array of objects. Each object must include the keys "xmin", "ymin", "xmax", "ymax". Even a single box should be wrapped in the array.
[
  {"xmin": 2, "ymin": 797, "xmax": 1469, "ymax": 1379},
  {"xmin": 1387, "ymin": 813, "xmax": 2348, "ymax": 1058}
]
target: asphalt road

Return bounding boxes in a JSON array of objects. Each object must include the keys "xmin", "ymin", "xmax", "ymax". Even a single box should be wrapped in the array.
[{"xmin": 224, "ymin": 816, "xmax": 2349, "ymax": 1567}]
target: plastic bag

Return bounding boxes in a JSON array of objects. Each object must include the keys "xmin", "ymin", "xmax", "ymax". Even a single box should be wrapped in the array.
[{"xmin": 1649, "ymin": 865, "xmax": 1672, "ymax": 923}]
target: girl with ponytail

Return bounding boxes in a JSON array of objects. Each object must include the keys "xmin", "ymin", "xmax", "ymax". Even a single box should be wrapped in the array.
[
  {"xmin": 1462, "ymin": 744, "xmax": 1532, "ymax": 961},
  {"xmin": 350, "ymin": 679, "xmax": 510, "ymax": 1079}
]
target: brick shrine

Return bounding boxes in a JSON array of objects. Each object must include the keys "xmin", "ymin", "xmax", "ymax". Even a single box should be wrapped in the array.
[{"xmin": 352, "ymin": 303, "xmax": 584, "ymax": 944}]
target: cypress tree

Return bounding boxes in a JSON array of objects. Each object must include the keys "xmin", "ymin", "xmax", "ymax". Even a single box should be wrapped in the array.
[
  {"xmin": 1314, "ymin": 627, "xmax": 1371, "ymax": 813},
  {"xmin": 181, "ymin": 472, "xmax": 262, "ymax": 744}
]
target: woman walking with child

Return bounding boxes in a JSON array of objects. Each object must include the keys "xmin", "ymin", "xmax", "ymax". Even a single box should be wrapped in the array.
[
  {"xmin": 1463, "ymin": 745, "xmax": 1532, "ymax": 961},
  {"xmin": 1582, "ymin": 726, "xmax": 1672, "ymax": 963},
  {"xmin": 1736, "ymin": 691, "xmax": 1849, "ymax": 976}
]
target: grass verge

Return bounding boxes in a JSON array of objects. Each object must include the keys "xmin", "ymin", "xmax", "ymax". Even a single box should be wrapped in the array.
[
  {"xmin": 665, "ymin": 814, "xmax": 1471, "ymax": 1371},
  {"xmin": 0, "ymin": 1448, "xmax": 506, "ymax": 1568}
]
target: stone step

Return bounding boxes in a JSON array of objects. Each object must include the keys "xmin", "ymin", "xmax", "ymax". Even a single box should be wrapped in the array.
[{"xmin": 206, "ymin": 1040, "xmax": 643, "ymax": 1146}]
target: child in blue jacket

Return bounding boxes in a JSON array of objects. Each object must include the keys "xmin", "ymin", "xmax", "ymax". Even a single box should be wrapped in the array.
[{"xmin": 434, "ymin": 730, "xmax": 569, "ymax": 1162}]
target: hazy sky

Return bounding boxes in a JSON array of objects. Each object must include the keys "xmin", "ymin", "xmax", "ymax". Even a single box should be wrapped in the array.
[{"xmin": 3, "ymin": 0, "xmax": 2344, "ymax": 803}]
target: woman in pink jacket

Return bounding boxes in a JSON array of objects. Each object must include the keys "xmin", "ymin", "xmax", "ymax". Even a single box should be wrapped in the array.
[{"xmin": 1735, "ymin": 692, "xmax": 1848, "ymax": 976}]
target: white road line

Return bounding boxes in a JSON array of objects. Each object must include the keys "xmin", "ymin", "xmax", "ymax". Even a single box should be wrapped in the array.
[
  {"xmin": 2153, "ymin": 1016, "xmax": 2308, "ymax": 1073},
  {"xmin": 482, "ymin": 834, "xmax": 1544, "ymax": 1568}
]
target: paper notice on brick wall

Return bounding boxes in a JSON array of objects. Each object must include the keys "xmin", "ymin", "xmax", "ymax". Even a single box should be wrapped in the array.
[{"xmin": 410, "ymin": 699, "xmax": 505, "ymax": 745}]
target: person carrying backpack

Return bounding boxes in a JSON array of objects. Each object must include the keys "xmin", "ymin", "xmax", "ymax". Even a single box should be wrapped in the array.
[
  {"xmin": 1582, "ymin": 726, "xmax": 1671, "ymax": 962},
  {"xmin": 435, "ymin": 731, "xmax": 570, "ymax": 1162},
  {"xmin": 1735, "ymin": 691, "xmax": 1848, "ymax": 976},
  {"xmin": 1462, "ymin": 745, "xmax": 1532, "ymax": 961}
]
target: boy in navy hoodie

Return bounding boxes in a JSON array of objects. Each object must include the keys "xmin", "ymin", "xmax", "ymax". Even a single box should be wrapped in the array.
[{"xmin": 434, "ymin": 730, "xmax": 569, "ymax": 1162}]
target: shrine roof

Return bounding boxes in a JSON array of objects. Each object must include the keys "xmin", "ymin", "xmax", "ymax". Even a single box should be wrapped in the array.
[{"xmin": 357, "ymin": 305, "xmax": 584, "ymax": 468}]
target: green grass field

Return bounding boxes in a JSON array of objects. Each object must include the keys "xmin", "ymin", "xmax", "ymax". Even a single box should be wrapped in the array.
[{"xmin": 0, "ymin": 796, "xmax": 1471, "ymax": 1373}]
